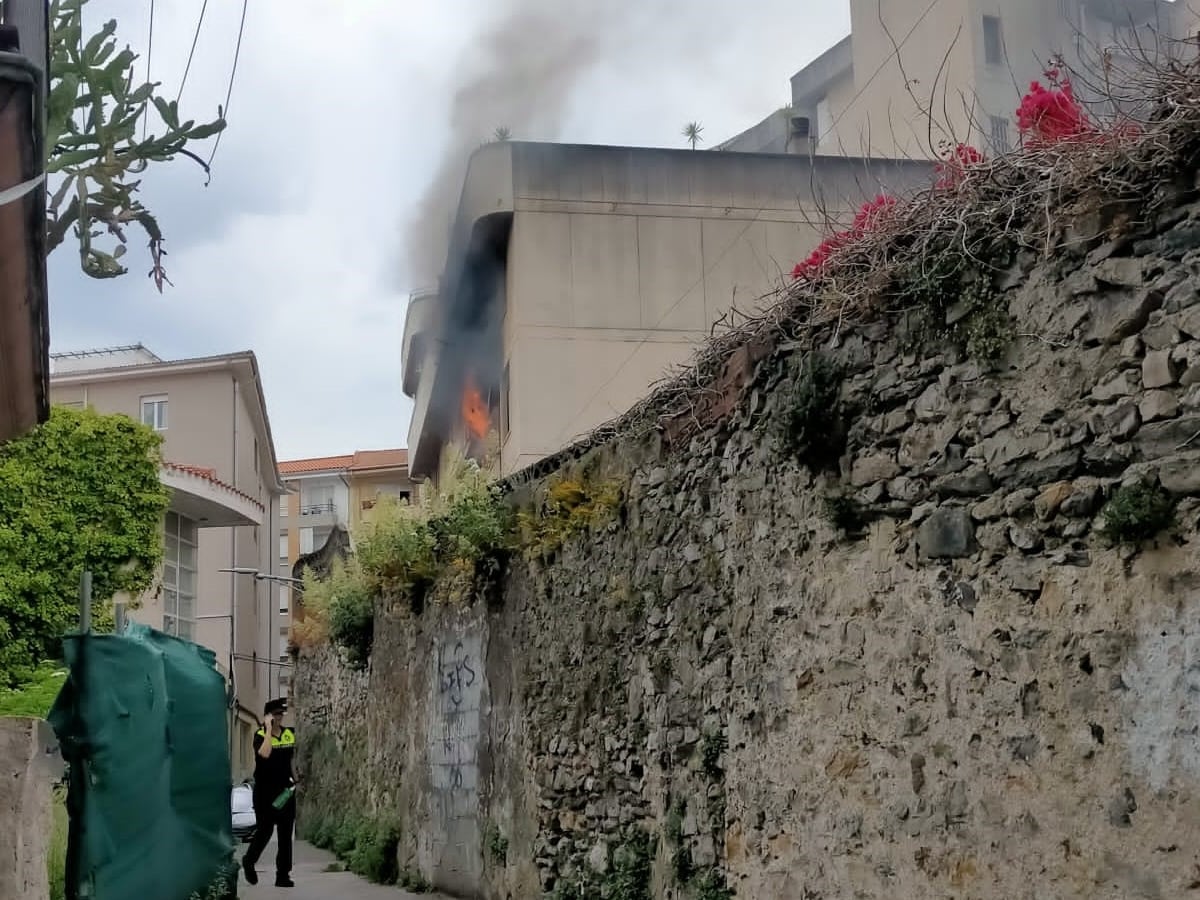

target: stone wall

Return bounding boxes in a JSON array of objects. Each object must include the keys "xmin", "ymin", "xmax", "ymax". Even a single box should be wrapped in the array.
[
  {"xmin": 296, "ymin": 193, "xmax": 1200, "ymax": 899},
  {"xmin": 0, "ymin": 718, "xmax": 61, "ymax": 900}
]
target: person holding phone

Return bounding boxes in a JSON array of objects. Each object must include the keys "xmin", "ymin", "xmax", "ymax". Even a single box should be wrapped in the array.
[{"xmin": 242, "ymin": 698, "xmax": 297, "ymax": 888}]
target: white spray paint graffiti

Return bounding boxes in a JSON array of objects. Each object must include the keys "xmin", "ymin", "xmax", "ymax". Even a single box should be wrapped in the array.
[
  {"xmin": 425, "ymin": 631, "xmax": 485, "ymax": 891},
  {"xmin": 1123, "ymin": 600, "xmax": 1200, "ymax": 791}
]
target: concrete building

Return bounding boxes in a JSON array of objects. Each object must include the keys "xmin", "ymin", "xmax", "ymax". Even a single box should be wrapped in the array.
[
  {"xmin": 402, "ymin": 141, "xmax": 932, "ymax": 481},
  {"xmin": 277, "ymin": 449, "xmax": 417, "ymax": 677},
  {"xmin": 49, "ymin": 345, "xmax": 285, "ymax": 776},
  {"xmin": 720, "ymin": 0, "xmax": 1189, "ymax": 160}
]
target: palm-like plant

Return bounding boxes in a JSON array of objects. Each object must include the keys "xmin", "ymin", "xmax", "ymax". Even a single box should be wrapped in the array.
[{"xmin": 682, "ymin": 121, "xmax": 704, "ymax": 150}]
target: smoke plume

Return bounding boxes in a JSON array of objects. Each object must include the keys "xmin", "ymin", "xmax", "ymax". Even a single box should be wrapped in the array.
[{"xmin": 406, "ymin": 0, "xmax": 611, "ymax": 285}]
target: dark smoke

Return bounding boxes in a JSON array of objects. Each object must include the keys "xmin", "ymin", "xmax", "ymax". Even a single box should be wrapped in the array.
[
  {"xmin": 406, "ymin": 0, "xmax": 608, "ymax": 284},
  {"xmin": 404, "ymin": 0, "xmax": 815, "ymax": 286}
]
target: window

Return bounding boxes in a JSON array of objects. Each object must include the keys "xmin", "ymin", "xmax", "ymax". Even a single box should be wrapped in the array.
[
  {"xmin": 279, "ymin": 534, "xmax": 288, "ymax": 559},
  {"xmin": 162, "ymin": 512, "xmax": 197, "ymax": 639},
  {"xmin": 990, "ymin": 115, "xmax": 1011, "ymax": 153},
  {"xmin": 58, "ymin": 400, "xmax": 84, "ymax": 410},
  {"xmin": 300, "ymin": 528, "xmax": 314, "ymax": 555},
  {"xmin": 279, "ymin": 586, "xmax": 290, "ymax": 615},
  {"xmin": 982, "ymin": 16, "xmax": 1004, "ymax": 65},
  {"xmin": 141, "ymin": 394, "xmax": 168, "ymax": 431},
  {"xmin": 279, "ymin": 496, "xmax": 289, "ymax": 518}
]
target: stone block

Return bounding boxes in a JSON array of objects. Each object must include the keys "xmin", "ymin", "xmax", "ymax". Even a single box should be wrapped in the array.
[
  {"xmin": 1139, "ymin": 390, "xmax": 1180, "ymax": 423},
  {"xmin": 916, "ymin": 508, "xmax": 976, "ymax": 559},
  {"xmin": 1142, "ymin": 349, "xmax": 1180, "ymax": 389}
]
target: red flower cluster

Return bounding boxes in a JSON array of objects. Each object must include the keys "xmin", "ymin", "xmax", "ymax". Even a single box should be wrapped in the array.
[
  {"xmin": 1016, "ymin": 70, "xmax": 1095, "ymax": 144},
  {"xmin": 935, "ymin": 143, "xmax": 985, "ymax": 189},
  {"xmin": 791, "ymin": 195, "xmax": 896, "ymax": 281}
]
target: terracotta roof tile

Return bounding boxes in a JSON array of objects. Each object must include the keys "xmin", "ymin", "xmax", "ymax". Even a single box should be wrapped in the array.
[
  {"xmin": 349, "ymin": 449, "xmax": 408, "ymax": 471},
  {"xmin": 277, "ymin": 454, "xmax": 354, "ymax": 476},
  {"xmin": 278, "ymin": 449, "xmax": 408, "ymax": 477},
  {"xmin": 162, "ymin": 461, "xmax": 264, "ymax": 511}
]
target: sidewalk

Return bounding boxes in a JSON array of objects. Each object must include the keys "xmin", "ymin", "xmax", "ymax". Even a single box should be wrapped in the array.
[{"xmin": 238, "ymin": 838, "xmax": 446, "ymax": 899}]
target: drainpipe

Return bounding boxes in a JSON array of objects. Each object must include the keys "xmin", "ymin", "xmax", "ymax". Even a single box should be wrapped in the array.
[{"xmin": 229, "ymin": 375, "xmax": 240, "ymax": 766}]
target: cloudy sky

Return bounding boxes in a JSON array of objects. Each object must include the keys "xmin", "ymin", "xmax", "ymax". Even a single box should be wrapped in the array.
[{"xmin": 49, "ymin": 0, "xmax": 852, "ymax": 460}]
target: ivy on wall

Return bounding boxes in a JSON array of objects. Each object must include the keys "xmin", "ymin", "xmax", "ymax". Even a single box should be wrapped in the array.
[{"xmin": 0, "ymin": 407, "xmax": 169, "ymax": 686}]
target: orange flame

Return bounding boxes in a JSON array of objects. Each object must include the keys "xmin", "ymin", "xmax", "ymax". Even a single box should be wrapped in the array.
[{"xmin": 462, "ymin": 374, "xmax": 490, "ymax": 440}]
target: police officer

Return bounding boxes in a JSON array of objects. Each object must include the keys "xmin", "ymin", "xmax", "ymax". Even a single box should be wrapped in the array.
[{"xmin": 242, "ymin": 698, "xmax": 297, "ymax": 888}]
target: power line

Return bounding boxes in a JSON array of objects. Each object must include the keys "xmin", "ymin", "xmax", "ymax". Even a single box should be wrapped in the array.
[
  {"xmin": 825, "ymin": 0, "xmax": 943, "ymax": 137},
  {"xmin": 205, "ymin": 0, "xmax": 248, "ymax": 172},
  {"xmin": 176, "ymin": 0, "xmax": 210, "ymax": 105},
  {"xmin": 550, "ymin": 1, "xmax": 942, "ymax": 447},
  {"xmin": 140, "ymin": 0, "xmax": 155, "ymax": 142}
]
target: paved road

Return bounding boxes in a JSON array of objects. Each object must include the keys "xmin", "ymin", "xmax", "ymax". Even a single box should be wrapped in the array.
[{"xmin": 239, "ymin": 838, "xmax": 446, "ymax": 899}]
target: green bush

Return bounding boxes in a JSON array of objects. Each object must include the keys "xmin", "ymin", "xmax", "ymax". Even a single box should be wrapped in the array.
[
  {"xmin": 356, "ymin": 498, "xmax": 437, "ymax": 587},
  {"xmin": 0, "ymin": 407, "xmax": 169, "ymax": 686},
  {"xmin": 347, "ymin": 821, "xmax": 401, "ymax": 885},
  {"xmin": 332, "ymin": 816, "xmax": 362, "ymax": 859},
  {"xmin": 1100, "ymin": 481, "xmax": 1175, "ymax": 544},
  {"xmin": 0, "ymin": 662, "xmax": 67, "ymax": 718},
  {"xmin": 325, "ymin": 569, "xmax": 375, "ymax": 669}
]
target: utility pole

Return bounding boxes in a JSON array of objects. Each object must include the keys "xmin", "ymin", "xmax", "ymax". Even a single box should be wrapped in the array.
[{"xmin": 0, "ymin": 0, "xmax": 49, "ymax": 443}]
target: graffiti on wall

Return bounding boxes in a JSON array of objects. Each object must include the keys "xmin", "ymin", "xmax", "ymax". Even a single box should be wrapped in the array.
[{"xmin": 426, "ymin": 631, "xmax": 485, "ymax": 888}]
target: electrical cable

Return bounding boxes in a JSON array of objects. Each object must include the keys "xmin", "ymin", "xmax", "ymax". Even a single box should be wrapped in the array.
[
  {"xmin": 141, "ymin": 0, "xmax": 154, "ymax": 141},
  {"xmin": 176, "ymin": 0, "xmax": 209, "ymax": 104},
  {"xmin": 205, "ymin": 0, "xmax": 248, "ymax": 172}
]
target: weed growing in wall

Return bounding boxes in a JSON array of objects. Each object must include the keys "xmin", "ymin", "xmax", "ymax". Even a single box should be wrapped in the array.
[
  {"xmin": 701, "ymin": 732, "xmax": 727, "ymax": 781},
  {"xmin": 893, "ymin": 250, "xmax": 1013, "ymax": 363},
  {"xmin": 485, "ymin": 821, "xmax": 509, "ymax": 865},
  {"xmin": 294, "ymin": 560, "xmax": 374, "ymax": 667},
  {"xmin": 518, "ymin": 473, "xmax": 626, "ymax": 557},
  {"xmin": 693, "ymin": 869, "xmax": 735, "ymax": 900},
  {"xmin": 822, "ymin": 492, "xmax": 867, "ymax": 537},
  {"xmin": 1099, "ymin": 481, "xmax": 1176, "ymax": 544},
  {"xmin": 780, "ymin": 353, "xmax": 844, "ymax": 470},
  {"xmin": 550, "ymin": 829, "xmax": 654, "ymax": 900},
  {"xmin": 665, "ymin": 799, "xmax": 694, "ymax": 882}
]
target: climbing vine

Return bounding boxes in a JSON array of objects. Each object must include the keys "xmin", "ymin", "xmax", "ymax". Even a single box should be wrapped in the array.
[{"xmin": 0, "ymin": 407, "xmax": 169, "ymax": 686}]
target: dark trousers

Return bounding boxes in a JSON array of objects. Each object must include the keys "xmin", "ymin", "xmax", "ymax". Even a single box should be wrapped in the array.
[{"xmin": 244, "ymin": 793, "xmax": 295, "ymax": 877}]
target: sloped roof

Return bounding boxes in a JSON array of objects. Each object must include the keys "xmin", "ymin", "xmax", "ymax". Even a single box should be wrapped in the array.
[{"xmin": 278, "ymin": 449, "xmax": 408, "ymax": 477}]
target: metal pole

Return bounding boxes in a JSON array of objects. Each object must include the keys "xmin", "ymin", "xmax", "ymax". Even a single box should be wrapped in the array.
[
  {"xmin": 78, "ymin": 570, "xmax": 91, "ymax": 632},
  {"xmin": 114, "ymin": 602, "xmax": 126, "ymax": 635}
]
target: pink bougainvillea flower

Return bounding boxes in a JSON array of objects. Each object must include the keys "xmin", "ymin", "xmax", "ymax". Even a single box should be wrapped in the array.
[
  {"xmin": 1016, "ymin": 76, "xmax": 1095, "ymax": 144},
  {"xmin": 790, "ymin": 195, "xmax": 896, "ymax": 281}
]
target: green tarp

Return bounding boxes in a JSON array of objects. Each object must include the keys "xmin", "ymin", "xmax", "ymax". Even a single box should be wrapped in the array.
[{"xmin": 48, "ymin": 624, "xmax": 236, "ymax": 899}]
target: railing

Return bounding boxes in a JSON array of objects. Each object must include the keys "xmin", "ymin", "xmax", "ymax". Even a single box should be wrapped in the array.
[{"xmin": 299, "ymin": 502, "xmax": 337, "ymax": 517}]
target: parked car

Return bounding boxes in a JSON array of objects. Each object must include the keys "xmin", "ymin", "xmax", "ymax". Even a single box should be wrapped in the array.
[{"xmin": 232, "ymin": 781, "xmax": 256, "ymax": 842}]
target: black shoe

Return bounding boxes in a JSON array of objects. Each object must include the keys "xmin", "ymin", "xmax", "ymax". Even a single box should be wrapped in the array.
[
  {"xmin": 242, "ymin": 858, "xmax": 258, "ymax": 885},
  {"xmin": 275, "ymin": 875, "xmax": 295, "ymax": 888}
]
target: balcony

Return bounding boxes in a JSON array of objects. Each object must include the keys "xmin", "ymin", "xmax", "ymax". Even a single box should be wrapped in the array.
[{"xmin": 297, "ymin": 501, "xmax": 341, "ymax": 529}]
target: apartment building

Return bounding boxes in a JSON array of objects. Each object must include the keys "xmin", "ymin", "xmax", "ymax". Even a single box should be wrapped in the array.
[
  {"xmin": 49, "ymin": 345, "xmax": 285, "ymax": 777},
  {"xmin": 401, "ymin": 141, "xmax": 932, "ymax": 481},
  {"xmin": 720, "ymin": 0, "xmax": 1190, "ymax": 160},
  {"xmin": 276, "ymin": 449, "xmax": 416, "ymax": 674}
]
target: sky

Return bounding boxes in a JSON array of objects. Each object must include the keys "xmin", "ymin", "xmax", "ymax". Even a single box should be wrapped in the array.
[{"xmin": 48, "ymin": 0, "xmax": 852, "ymax": 461}]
